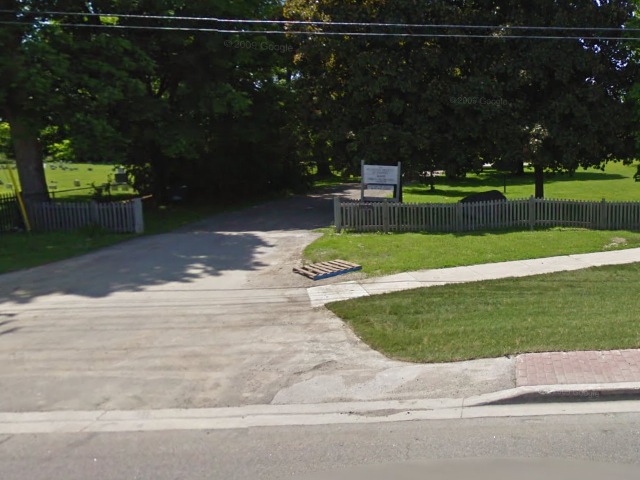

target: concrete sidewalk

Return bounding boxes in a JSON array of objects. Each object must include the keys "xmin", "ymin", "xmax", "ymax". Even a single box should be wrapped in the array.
[
  {"xmin": 304, "ymin": 247, "xmax": 640, "ymax": 403},
  {"xmin": 307, "ymin": 247, "xmax": 640, "ymax": 307}
]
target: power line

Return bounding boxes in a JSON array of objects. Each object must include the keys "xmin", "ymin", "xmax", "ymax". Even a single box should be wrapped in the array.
[
  {"xmin": 0, "ymin": 20, "xmax": 638, "ymax": 41},
  {"xmin": 0, "ymin": 9, "xmax": 638, "ymax": 33}
]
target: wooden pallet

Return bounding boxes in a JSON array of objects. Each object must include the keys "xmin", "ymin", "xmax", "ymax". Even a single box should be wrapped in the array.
[{"xmin": 293, "ymin": 259, "xmax": 362, "ymax": 281}]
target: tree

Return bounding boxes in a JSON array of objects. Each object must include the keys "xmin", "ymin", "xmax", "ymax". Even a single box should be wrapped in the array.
[
  {"xmin": 0, "ymin": 1, "xmax": 153, "ymax": 202},
  {"xmin": 114, "ymin": 0, "xmax": 304, "ymax": 201},
  {"xmin": 1, "ymin": 1, "xmax": 306, "ymax": 204},
  {"xmin": 284, "ymin": 0, "xmax": 638, "ymax": 197},
  {"xmin": 482, "ymin": 0, "xmax": 638, "ymax": 198},
  {"xmin": 285, "ymin": 1, "xmax": 470, "ymax": 179},
  {"xmin": 1, "ymin": 1, "xmax": 53, "ymax": 201}
]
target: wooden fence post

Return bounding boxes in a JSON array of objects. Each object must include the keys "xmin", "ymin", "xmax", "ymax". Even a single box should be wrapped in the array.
[
  {"xmin": 133, "ymin": 198, "xmax": 144, "ymax": 234},
  {"xmin": 334, "ymin": 197, "xmax": 342, "ymax": 233},
  {"xmin": 528, "ymin": 196, "xmax": 535, "ymax": 230},
  {"xmin": 383, "ymin": 200, "xmax": 390, "ymax": 233},
  {"xmin": 90, "ymin": 201, "xmax": 99, "ymax": 227},
  {"xmin": 599, "ymin": 198, "xmax": 607, "ymax": 230},
  {"xmin": 456, "ymin": 202, "xmax": 463, "ymax": 232}
]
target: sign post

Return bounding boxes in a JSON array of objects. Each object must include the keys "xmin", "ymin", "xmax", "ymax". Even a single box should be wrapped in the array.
[{"xmin": 361, "ymin": 161, "xmax": 402, "ymax": 202}]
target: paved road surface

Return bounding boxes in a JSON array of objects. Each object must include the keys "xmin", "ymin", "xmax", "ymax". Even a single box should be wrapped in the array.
[
  {"xmin": 0, "ymin": 188, "xmax": 512, "ymax": 412},
  {"xmin": 2, "ymin": 410, "xmax": 640, "ymax": 479}
]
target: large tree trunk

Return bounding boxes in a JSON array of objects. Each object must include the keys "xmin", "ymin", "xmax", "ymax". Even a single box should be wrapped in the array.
[
  {"xmin": 534, "ymin": 164, "xmax": 544, "ymax": 199},
  {"xmin": 6, "ymin": 109, "xmax": 49, "ymax": 203}
]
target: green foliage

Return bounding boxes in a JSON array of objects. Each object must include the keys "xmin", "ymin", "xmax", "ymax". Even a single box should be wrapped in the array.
[
  {"xmin": 104, "ymin": 0, "xmax": 308, "ymax": 200},
  {"xmin": 47, "ymin": 139, "xmax": 75, "ymax": 163},
  {"xmin": 285, "ymin": 0, "xmax": 638, "ymax": 197},
  {"xmin": 1, "ymin": 0, "xmax": 308, "ymax": 202},
  {"xmin": 5, "ymin": 0, "xmax": 635, "ymax": 202},
  {"xmin": 0, "ymin": 122, "xmax": 12, "ymax": 159}
]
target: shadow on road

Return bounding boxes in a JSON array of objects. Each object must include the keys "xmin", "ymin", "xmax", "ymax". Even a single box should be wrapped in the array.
[
  {"xmin": 184, "ymin": 186, "xmax": 353, "ymax": 233},
  {"xmin": 0, "ymin": 187, "xmax": 351, "ymax": 304}
]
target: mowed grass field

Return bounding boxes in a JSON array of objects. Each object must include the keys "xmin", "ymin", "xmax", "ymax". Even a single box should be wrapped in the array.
[
  {"xmin": 327, "ymin": 263, "xmax": 640, "ymax": 363},
  {"xmin": 0, "ymin": 162, "xmax": 134, "ymax": 199},
  {"xmin": 402, "ymin": 162, "xmax": 640, "ymax": 203}
]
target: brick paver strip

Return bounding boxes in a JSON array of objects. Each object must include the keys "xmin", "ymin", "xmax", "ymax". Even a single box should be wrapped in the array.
[{"xmin": 516, "ymin": 350, "xmax": 640, "ymax": 386}]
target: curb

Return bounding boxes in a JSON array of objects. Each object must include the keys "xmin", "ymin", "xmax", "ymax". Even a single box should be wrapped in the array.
[
  {"xmin": 464, "ymin": 382, "xmax": 640, "ymax": 406},
  {"xmin": 3, "ymin": 386, "xmax": 640, "ymax": 434}
]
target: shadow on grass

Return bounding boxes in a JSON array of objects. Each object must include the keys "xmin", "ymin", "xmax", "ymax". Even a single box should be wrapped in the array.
[
  {"xmin": 544, "ymin": 171, "xmax": 628, "ymax": 183},
  {"xmin": 0, "ymin": 186, "xmax": 353, "ymax": 304},
  {"xmin": 404, "ymin": 171, "xmax": 630, "ymax": 198},
  {"xmin": 403, "ymin": 188, "xmax": 500, "ymax": 199}
]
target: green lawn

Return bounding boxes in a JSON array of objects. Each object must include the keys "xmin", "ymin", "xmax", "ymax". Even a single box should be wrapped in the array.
[
  {"xmin": 402, "ymin": 162, "xmax": 640, "ymax": 203},
  {"xmin": 327, "ymin": 263, "xmax": 640, "ymax": 363},
  {"xmin": 0, "ymin": 162, "xmax": 133, "ymax": 199},
  {"xmin": 45, "ymin": 162, "xmax": 135, "ymax": 199},
  {"xmin": 305, "ymin": 161, "xmax": 640, "ymax": 275},
  {"xmin": 305, "ymin": 228, "xmax": 640, "ymax": 277},
  {"xmin": 312, "ymin": 174, "xmax": 360, "ymax": 189},
  {"xmin": 0, "ymin": 228, "xmax": 136, "ymax": 273},
  {"xmin": 0, "ymin": 203, "xmax": 231, "ymax": 274}
]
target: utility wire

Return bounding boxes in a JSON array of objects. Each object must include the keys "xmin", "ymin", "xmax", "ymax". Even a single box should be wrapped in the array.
[
  {"xmin": 0, "ymin": 20, "xmax": 637, "ymax": 41},
  {"xmin": 0, "ymin": 9, "xmax": 637, "ymax": 33}
]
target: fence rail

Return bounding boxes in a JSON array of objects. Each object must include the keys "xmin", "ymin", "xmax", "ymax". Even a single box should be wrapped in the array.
[
  {"xmin": 334, "ymin": 197, "xmax": 640, "ymax": 233},
  {"xmin": 26, "ymin": 198, "xmax": 144, "ymax": 234},
  {"xmin": 0, "ymin": 193, "xmax": 22, "ymax": 233}
]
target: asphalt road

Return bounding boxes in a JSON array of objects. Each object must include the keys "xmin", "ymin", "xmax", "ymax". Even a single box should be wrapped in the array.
[
  {"xmin": 2, "ymin": 410, "xmax": 640, "ymax": 480},
  {"xmin": 0, "ymin": 188, "xmax": 511, "ymax": 412}
]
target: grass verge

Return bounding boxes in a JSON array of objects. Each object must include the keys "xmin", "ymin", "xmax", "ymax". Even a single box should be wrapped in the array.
[
  {"xmin": 0, "ymin": 229, "xmax": 134, "ymax": 273},
  {"xmin": 327, "ymin": 262, "xmax": 640, "ymax": 363},
  {"xmin": 0, "ymin": 204, "xmax": 231, "ymax": 274},
  {"xmin": 305, "ymin": 228, "xmax": 640, "ymax": 276}
]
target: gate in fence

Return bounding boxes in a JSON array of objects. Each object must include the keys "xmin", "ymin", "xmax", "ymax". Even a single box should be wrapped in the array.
[{"xmin": 0, "ymin": 193, "xmax": 23, "ymax": 233}]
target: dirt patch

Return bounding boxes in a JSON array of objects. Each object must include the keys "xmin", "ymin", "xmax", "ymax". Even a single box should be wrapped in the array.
[{"xmin": 604, "ymin": 237, "xmax": 628, "ymax": 249}]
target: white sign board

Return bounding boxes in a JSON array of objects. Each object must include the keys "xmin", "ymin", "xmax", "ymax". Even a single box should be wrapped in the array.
[
  {"xmin": 360, "ymin": 161, "xmax": 402, "ymax": 202},
  {"xmin": 363, "ymin": 165, "xmax": 399, "ymax": 186}
]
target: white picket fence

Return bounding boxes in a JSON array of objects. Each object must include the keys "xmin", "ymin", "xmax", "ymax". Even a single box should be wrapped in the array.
[
  {"xmin": 334, "ymin": 197, "xmax": 640, "ymax": 233},
  {"xmin": 27, "ymin": 198, "xmax": 144, "ymax": 233}
]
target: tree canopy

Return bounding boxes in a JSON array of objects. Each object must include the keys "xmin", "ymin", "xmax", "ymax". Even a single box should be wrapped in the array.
[
  {"xmin": 285, "ymin": 0, "xmax": 639, "ymax": 197},
  {"xmin": 1, "ymin": 0, "xmax": 638, "ymax": 202},
  {"xmin": 1, "ymin": 0, "xmax": 305, "ymax": 202}
]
